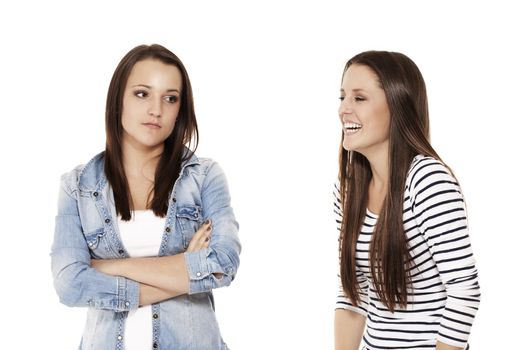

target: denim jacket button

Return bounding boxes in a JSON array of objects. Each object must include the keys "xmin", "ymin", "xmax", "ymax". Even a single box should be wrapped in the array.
[
  {"xmin": 153, "ymin": 313, "xmax": 159, "ymax": 319},
  {"xmin": 125, "ymin": 301, "xmax": 130, "ymax": 307},
  {"xmin": 153, "ymin": 342, "xmax": 158, "ymax": 348},
  {"xmin": 104, "ymin": 218, "xmax": 110, "ymax": 224},
  {"xmin": 196, "ymin": 272, "xmax": 202, "ymax": 277},
  {"xmin": 172, "ymin": 197, "xmax": 176, "ymax": 202},
  {"xmin": 165, "ymin": 227, "xmax": 171, "ymax": 233},
  {"xmin": 117, "ymin": 335, "xmax": 122, "ymax": 341},
  {"xmin": 118, "ymin": 249, "xmax": 124, "ymax": 255},
  {"xmin": 93, "ymin": 191, "xmax": 98, "ymax": 197}
]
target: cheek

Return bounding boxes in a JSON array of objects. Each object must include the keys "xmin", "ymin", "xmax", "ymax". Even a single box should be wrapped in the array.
[
  {"xmin": 374, "ymin": 106, "xmax": 391, "ymax": 135},
  {"xmin": 120, "ymin": 111, "xmax": 131, "ymax": 131},
  {"xmin": 165, "ymin": 106, "xmax": 180, "ymax": 130},
  {"xmin": 121, "ymin": 107, "xmax": 138, "ymax": 131},
  {"xmin": 121, "ymin": 97, "xmax": 139, "ymax": 124}
]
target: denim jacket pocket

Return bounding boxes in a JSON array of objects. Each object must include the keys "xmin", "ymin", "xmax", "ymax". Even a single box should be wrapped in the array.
[
  {"xmin": 176, "ymin": 205, "xmax": 202, "ymax": 248},
  {"xmin": 83, "ymin": 227, "xmax": 106, "ymax": 257}
]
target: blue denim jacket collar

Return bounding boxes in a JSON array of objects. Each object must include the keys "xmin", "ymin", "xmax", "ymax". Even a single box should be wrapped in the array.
[{"xmin": 77, "ymin": 148, "xmax": 200, "ymax": 193}]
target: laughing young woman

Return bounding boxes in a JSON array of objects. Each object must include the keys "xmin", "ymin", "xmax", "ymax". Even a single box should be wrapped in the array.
[
  {"xmin": 51, "ymin": 44, "xmax": 240, "ymax": 350},
  {"xmin": 334, "ymin": 51, "xmax": 480, "ymax": 350}
]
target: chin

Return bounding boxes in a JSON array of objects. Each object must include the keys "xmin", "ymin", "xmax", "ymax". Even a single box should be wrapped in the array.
[
  {"xmin": 342, "ymin": 141, "xmax": 356, "ymax": 152},
  {"xmin": 137, "ymin": 140, "xmax": 166, "ymax": 150}
]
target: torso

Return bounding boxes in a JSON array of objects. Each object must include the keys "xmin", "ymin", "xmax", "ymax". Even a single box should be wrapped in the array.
[
  {"xmin": 118, "ymin": 210, "xmax": 165, "ymax": 350},
  {"xmin": 60, "ymin": 150, "xmax": 236, "ymax": 349},
  {"xmin": 335, "ymin": 155, "xmax": 480, "ymax": 350}
]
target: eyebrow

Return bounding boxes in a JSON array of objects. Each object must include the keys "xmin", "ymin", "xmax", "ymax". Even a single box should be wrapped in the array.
[
  {"xmin": 340, "ymin": 88, "xmax": 367, "ymax": 93},
  {"xmin": 132, "ymin": 84, "xmax": 180, "ymax": 93}
]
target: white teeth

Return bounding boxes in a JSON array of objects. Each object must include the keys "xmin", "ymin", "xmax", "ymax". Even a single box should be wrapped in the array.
[{"xmin": 343, "ymin": 122, "xmax": 362, "ymax": 131}]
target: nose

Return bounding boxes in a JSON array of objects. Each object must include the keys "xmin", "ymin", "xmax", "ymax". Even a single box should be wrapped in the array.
[
  {"xmin": 338, "ymin": 97, "xmax": 353, "ymax": 117},
  {"xmin": 148, "ymin": 98, "xmax": 162, "ymax": 118}
]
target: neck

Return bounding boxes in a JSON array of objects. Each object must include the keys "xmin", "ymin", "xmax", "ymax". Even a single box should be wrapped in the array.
[
  {"xmin": 361, "ymin": 144, "xmax": 389, "ymax": 189},
  {"xmin": 368, "ymin": 155, "xmax": 389, "ymax": 191},
  {"xmin": 121, "ymin": 141, "xmax": 163, "ymax": 182},
  {"xmin": 360, "ymin": 146, "xmax": 389, "ymax": 214}
]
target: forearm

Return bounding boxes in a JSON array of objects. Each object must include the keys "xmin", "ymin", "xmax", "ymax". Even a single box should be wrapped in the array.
[
  {"xmin": 435, "ymin": 341, "xmax": 464, "ymax": 350},
  {"xmin": 334, "ymin": 309, "xmax": 365, "ymax": 350},
  {"xmin": 93, "ymin": 254, "xmax": 189, "ymax": 294},
  {"xmin": 139, "ymin": 283, "xmax": 184, "ymax": 306}
]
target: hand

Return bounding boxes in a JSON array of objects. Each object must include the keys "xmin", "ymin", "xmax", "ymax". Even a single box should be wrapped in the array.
[
  {"xmin": 187, "ymin": 220, "xmax": 223, "ymax": 279},
  {"xmin": 186, "ymin": 219, "xmax": 212, "ymax": 253}
]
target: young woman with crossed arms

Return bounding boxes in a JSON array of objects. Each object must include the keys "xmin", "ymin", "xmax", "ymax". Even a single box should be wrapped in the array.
[{"xmin": 51, "ymin": 44, "xmax": 240, "ymax": 350}]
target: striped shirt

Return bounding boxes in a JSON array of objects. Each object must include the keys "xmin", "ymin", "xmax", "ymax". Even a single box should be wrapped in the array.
[{"xmin": 335, "ymin": 155, "xmax": 480, "ymax": 350}]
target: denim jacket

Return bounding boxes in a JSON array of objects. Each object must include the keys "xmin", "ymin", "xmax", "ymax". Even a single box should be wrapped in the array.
[{"xmin": 51, "ymin": 150, "xmax": 241, "ymax": 350}]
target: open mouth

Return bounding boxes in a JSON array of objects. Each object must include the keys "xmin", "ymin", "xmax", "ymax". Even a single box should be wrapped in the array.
[{"xmin": 343, "ymin": 122, "xmax": 362, "ymax": 133}]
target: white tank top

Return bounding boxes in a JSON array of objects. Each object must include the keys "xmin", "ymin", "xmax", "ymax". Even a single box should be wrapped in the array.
[{"xmin": 118, "ymin": 210, "xmax": 165, "ymax": 350}]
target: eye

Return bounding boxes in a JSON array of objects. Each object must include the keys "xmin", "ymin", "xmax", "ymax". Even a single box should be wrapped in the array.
[
  {"xmin": 164, "ymin": 95, "xmax": 179, "ymax": 104},
  {"xmin": 354, "ymin": 96, "xmax": 366, "ymax": 102},
  {"xmin": 134, "ymin": 90, "xmax": 148, "ymax": 98},
  {"xmin": 339, "ymin": 96, "xmax": 345, "ymax": 101}
]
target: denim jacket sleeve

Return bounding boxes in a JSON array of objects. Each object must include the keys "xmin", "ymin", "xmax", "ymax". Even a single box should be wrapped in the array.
[
  {"xmin": 50, "ymin": 171, "xmax": 140, "ymax": 312},
  {"xmin": 183, "ymin": 161, "xmax": 241, "ymax": 294}
]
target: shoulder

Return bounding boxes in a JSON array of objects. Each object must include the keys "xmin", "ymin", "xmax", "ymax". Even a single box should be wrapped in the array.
[
  {"xmin": 196, "ymin": 156, "xmax": 217, "ymax": 175},
  {"xmin": 185, "ymin": 151, "xmax": 224, "ymax": 176},
  {"xmin": 406, "ymin": 155, "xmax": 462, "ymax": 207},
  {"xmin": 182, "ymin": 153, "xmax": 232, "ymax": 198},
  {"xmin": 59, "ymin": 152, "xmax": 105, "ymax": 195},
  {"xmin": 406, "ymin": 155, "xmax": 457, "ymax": 193}
]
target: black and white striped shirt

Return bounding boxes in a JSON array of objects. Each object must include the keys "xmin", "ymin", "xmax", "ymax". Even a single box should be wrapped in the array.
[{"xmin": 335, "ymin": 155, "xmax": 480, "ymax": 350}]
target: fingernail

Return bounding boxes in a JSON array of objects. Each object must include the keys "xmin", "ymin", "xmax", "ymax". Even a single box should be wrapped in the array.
[
  {"xmin": 205, "ymin": 219, "xmax": 210, "ymax": 225},
  {"xmin": 205, "ymin": 237, "xmax": 210, "ymax": 242},
  {"xmin": 206, "ymin": 226, "xmax": 212, "ymax": 231}
]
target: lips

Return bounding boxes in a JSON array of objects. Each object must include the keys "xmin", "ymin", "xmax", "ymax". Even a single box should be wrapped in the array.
[
  {"xmin": 142, "ymin": 122, "xmax": 161, "ymax": 129},
  {"xmin": 343, "ymin": 122, "xmax": 362, "ymax": 134}
]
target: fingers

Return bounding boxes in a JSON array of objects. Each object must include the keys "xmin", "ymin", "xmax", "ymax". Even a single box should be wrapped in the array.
[{"xmin": 186, "ymin": 219, "xmax": 212, "ymax": 253}]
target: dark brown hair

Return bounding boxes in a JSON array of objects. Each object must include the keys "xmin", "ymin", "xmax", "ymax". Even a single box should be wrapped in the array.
[
  {"xmin": 338, "ymin": 51, "xmax": 442, "ymax": 311},
  {"xmin": 104, "ymin": 44, "xmax": 198, "ymax": 220}
]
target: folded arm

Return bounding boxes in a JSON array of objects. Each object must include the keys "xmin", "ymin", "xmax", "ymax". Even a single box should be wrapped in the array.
[
  {"xmin": 92, "ymin": 162, "xmax": 240, "ymax": 300},
  {"xmin": 93, "ymin": 220, "xmax": 213, "ymax": 305},
  {"xmin": 184, "ymin": 162, "xmax": 241, "ymax": 293},
  {"xmin": 51, "ymin": 177, "xmax": 139, "ymax": 312}
]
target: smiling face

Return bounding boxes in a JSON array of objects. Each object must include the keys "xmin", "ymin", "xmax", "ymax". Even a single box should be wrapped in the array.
[
  {"xmin": 339, "ymin": 64, "xmax": 391, "ymax": 158},
  {"xmin": 121, "ymin": 58, "xmax": 183, "ymax": 154}
]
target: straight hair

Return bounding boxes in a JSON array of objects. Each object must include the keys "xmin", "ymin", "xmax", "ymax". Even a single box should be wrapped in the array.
[
  {"xmin": 104, "ymin": 44, "xmax": 198, "ymax": 220},
  {"xmin": 339, "ymin": 51, "xmax": 443, "ymax": 311}
]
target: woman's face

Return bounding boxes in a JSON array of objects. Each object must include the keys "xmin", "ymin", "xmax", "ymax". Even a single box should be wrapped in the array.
[
  {"xmin": 339, "ymin": 64, "xmax": 390, "ymax": 157},
  {"xmin": 121, "ymin": 58, "xmax": 182, "ymax": 153}
]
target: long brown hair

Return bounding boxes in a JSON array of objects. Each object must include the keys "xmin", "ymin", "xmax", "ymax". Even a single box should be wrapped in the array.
[
  {"xmin": 104, "ymin": 44, "xmax": 198, "ymax": 220},
  {"xmin": 338, "ymin": 51, "xmax": 442, "ymax": 311}
]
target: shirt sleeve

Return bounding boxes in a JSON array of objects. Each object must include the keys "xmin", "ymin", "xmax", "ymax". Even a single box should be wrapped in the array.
[
  {"xmin": 409, "ymin": 158, "xmax": 481, "ymax": 348},
  {"xmin": 334, "ymin": 182, "xmax": 369, "ymax": 317},
  {"xmin": 51, "ymin": 173, "xmax": 140, "ymax": 312},
  {"xmin": 184, "ymin": 161, "xmax": 241, "ymax": 294}
]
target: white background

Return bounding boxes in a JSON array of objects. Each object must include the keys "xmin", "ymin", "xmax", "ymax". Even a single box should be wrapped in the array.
[{"xmin": 1, "ymin": 0, "xmax": 523, "ymax": 348}]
